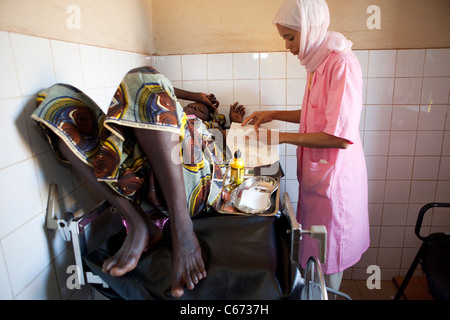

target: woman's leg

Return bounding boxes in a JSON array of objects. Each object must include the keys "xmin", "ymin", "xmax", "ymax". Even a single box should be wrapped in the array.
[
  {"xmin": 133, "ymin": 127, "xmax": 207, "ymax": 298},
  {"xmin": 56, "ymin": 138, "xmax": 163, "ymax": 277}
]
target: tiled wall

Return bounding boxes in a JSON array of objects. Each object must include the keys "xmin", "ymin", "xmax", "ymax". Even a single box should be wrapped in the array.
[
  {"xmin": 0, "ymin": 29, "xmax": 449, "ymax": 299},
  {"xmin": 0, "ymin": 31, "xmax": 150, "ymax": 299}
]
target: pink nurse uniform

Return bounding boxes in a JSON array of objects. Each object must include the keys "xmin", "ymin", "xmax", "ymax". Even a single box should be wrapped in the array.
[{"xmin": 297, "ymin": 51, "xmax": 370, "ymax": 274}]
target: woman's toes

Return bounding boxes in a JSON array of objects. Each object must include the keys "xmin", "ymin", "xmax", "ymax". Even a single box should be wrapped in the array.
[{"xmin": 171, "ymin": 287, "xmax": 185, "ymax": 298}]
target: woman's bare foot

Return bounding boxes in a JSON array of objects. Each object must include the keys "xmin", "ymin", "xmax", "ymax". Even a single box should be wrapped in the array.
[
  {"xmin": 170, "ymin": 229, "xmax": 207, "ymax": 298},
  {"xmin": 102, "ymin": 212, "xmax": 163, "ymax": 277}
]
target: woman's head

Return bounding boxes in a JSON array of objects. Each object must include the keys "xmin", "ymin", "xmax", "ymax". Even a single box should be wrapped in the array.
[
  {"xmin": 276, "ymin": 24, "xmax": 301, "ymax": 56},
  {"xmin": 273, "ymin": 0, "xmax": 352, "ymax": 72},
  {"xmin": 273, "ymin": 0, "xmax": 330, "ymax": 60},
  {"xmin": 184, "ymin": 102, "xmax": 212, "ymax": 121}
]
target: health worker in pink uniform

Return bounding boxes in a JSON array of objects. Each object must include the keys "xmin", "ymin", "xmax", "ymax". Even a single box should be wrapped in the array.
[{"xmin": 242, "ymin": 0, "xmax": 370, "ymax": 291}]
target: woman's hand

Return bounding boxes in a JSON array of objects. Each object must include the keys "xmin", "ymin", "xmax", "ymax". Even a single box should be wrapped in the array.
[
  {"xmin": 241, "ymin": 111, "xmax": 275, "ymax": 129},
  {"xmin": 229, "ymin": 102, "xmax": 246, "ymax": 123},
  {"xmin": 174, "ymin": 88, "xmax": 219, "ymax": 113},
  {"xmin": 197, "ymin": 93, "xmax": 219, "ymax": 113}
]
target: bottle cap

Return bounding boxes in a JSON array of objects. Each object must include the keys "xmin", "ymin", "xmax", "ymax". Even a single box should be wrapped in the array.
[{"xmin": 234, "ymin": 150, "xmax": 241, "ymax": 158}]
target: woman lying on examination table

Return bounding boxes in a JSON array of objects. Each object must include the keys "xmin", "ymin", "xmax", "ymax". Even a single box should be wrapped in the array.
[
  {"xmin": 32, "ymin": 67, "xmax": 245, "ymax": 298},
  {"xmin": 242, "ymin": 0, "xmax": 370, "ymax": 292}
]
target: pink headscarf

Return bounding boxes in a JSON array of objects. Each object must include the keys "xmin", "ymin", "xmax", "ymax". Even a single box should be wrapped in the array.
[{"xmin": 273, "ymin": 0, "xmax": 353, "ymax": 72}]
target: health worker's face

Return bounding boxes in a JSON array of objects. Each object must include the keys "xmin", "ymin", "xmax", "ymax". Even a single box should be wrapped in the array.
[{"xmin": 277, "ymin": 24, "xmax": 301, "ymax": 56}]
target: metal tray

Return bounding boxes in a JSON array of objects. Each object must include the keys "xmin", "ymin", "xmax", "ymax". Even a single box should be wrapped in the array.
[{"xmin": 214, "ymin": 174, "xmax": 280, "ymax": 216}]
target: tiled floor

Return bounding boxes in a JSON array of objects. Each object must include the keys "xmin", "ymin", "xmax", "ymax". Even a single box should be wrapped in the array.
[{"xmin": 337, "ymin": 280, "xmax": 400, "ymax": 300}]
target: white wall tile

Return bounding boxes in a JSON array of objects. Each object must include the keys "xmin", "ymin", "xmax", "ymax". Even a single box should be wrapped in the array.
[
  {"xmin": 182, "ymin": 54, "xmax": 207, "ymax": 80},
  {"xmin": 234, "ymin": 79, "xmax": 259, "ymax": 106},
  {"xmin": 446, "ymin": 105, "xmax": 450, "ymax": 129},
  {"xmin": 0, "ymin": 245, "xmax": 13, "ymax": 299},
  {"xmin": 382, "ymin": 204, "xmax": 408, "ymax": 226},
  {"xmin": 403, "ymin": 227, "xmax": 423, "ymax": 248},
  {"xmin": 155, "ymin": 55, "xmax": 182, "ymax": 81},
  {"xmin": 79, "ymin": 44, "xmax": 105, "ymax": 89},
  {"xmin": 287, "ymin": 79, "xmax": 306, "ymax": 105},
  {"xmin": 384, "ymin": 180, "xmax": 411, "ymax": 203},
  {"xmin": 412, "ymin": 156, "xmax": 440, "ymax": 180},
  {"xmin": 34, "ymin": 151, "xmax": 74, "ymax": 207},
  {"xmin": 415, "ymin": 131, "xmax": 444, "ymax": 156},
  {"xmin": 389, "ymin": 131, "xmax": 416, "ymax": 156},
  {"xmin": 0, "ymin": 97, "xmax": 33, "ymax": 169},
  {"xmin": 393, "ymin": 78, "xmax": 422, "ymax": 105},
  {"xmin": 10, "ymin": 33, "xmax": 56, "ymax": 97},
  {"xmin": 84, "ymin": 88, "xmax": 108, "ymax": 113},
  {"xmin": 366, "ymin": 155, "xmax": 388, "ymax": 180},
  {"xmin": 386, "ymin": 156, "xmax": 413, "ymax": 180},
  {"xmin": 354, "ymin": 50, "xmax": 369, "ymax": 78},
  {"xmin": 182, "ymin": 80, "xmax": 208, "ymax": 95},
  {"xmin": 117, "ymin": 50, "xmax": 135, "ymax": 78},
  {"xmin": 421, "ymin": 77, "xmax": 450, "ymax": 105},
  {"xmin": 364, "ymin": 131, "xmax": 390, "ymax": 155},
  {"xmin": 418, "ymin": 105, "xmax": 447, "ymax": 131},
  {"xmin": 233, "ymin": 53, "xmax": 260, "ymax": 80},
  {"xmin": 0, "ymin": 32, "xmax": 21, "ymax": 99},
  {"xmin": 436, "ymin": 181, "xmax": 450, "ymax": 202},
  {"xmin": 368, "ymin": 180, "xmax": 385, "ymax": 203},
  {"xmin": 377, "ymin": 248, "xmax": 402, "ymax": 269},
  {"xmin": 284, "ymin": 143, "xmax": 296, "ymax": 157},
  {"xmin": 260, "ymin": 52, "xmax": 286, "ymax": 79},
  {"xmin": 15, "ymin": 264, "xmax": 60, "ymax": 300},
  {"xmin": 2, "ymin": 213, "xmax": 51, "ymax": 295},
  {"xmin": 424, "ymin": 49, "xmax": 450, "ymax": 77},
  {"xmin": 208, "ymin": 54, "xmax": 233, "ymax": 80},
  {"xmin": 439, "ymin": 156, "xmax": 450, "ymax": 180},
  {"xmin": 396, "ymin": 50, "xmax": 425, "ymax": 77},
  {"xmin": 407, "ymin": 203, "xmax": 432, "ymax": 226},
  {"xmin": 100, "ymin": 48, "xmax": 120, "ymax": 88},
  {"xmin": 368, "ymin": 50, "xmax": 397, "ymax": 78},
  {"xmin": 368, "ymin": 203, "xmax": 383, "ymax": 225},
  {"xmin": 410, "ymin": 181, "xmax": 437, "ymax": 203},
  {"xmin": 391, "ymin": 105, "xmax": 419, "ymax": 131},
  {"xmin": 51, "ymin": 40, "xmax": 84, "ymax": 90},
  {"xmin": 284, "ymin": 156, "xmax": 298, "ymax": 180},
  {"xmin": 366, "ymin": 78, "xmax": 394, "ymax": 105},
  {"xmin": 285, "ymin": 179, "xmax": 299, "ymax": 203},
  {"xmin": 365, "ymin": 105, "xmax": 392, "ymax": 131},
  {"xmin": 443, "ymin": 131, "xmax": 450, "ymax": 155},
  {"xmin": 208, "ymin": 80, "xmax": 234, "ymax": 107},
  {"xmin": 0, "ymin": 159, "xmax": 43, "ymax": 239},
  {"xmin": 379, "ymin": 226, "xmax": 405, "ymax": 247},
  {"xmin": 260, "ymin": 79, "xmax": 285, "ymax": 106}
]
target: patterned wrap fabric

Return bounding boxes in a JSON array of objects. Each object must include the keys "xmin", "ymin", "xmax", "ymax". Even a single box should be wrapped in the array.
[{"xmin": 32, "ymin": 67, "xmax": 225, "ymax": 217}]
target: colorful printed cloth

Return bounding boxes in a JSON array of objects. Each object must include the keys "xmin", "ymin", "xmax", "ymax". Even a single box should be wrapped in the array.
[{"xmin": 32, "ymin": 67, "xmax": 225, "ymax": 216}]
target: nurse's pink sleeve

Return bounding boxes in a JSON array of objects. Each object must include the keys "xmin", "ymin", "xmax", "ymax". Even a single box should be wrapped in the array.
[{"xmin": 323, "ymin": 56, "xmax": 363, "ymax": 144}]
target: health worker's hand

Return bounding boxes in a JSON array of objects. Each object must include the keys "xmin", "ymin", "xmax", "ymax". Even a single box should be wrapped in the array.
[{"xmin": 241, "ymin": 111, "xmax": 275, "ymax": 129}]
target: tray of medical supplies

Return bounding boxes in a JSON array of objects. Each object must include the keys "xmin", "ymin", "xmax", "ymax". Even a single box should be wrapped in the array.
[{"xmin": 214, "ymin": 167, "xmax": 281, "ymax": 216}]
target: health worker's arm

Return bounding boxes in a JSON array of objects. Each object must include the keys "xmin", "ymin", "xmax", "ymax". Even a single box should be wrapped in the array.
[
  {"xmin": 279, "ymin": 131, "xmax": 351, "ymax": 149},
  {"xmin": 241, "ymin": 110, "xmax": 301, "ymax": 128}
]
